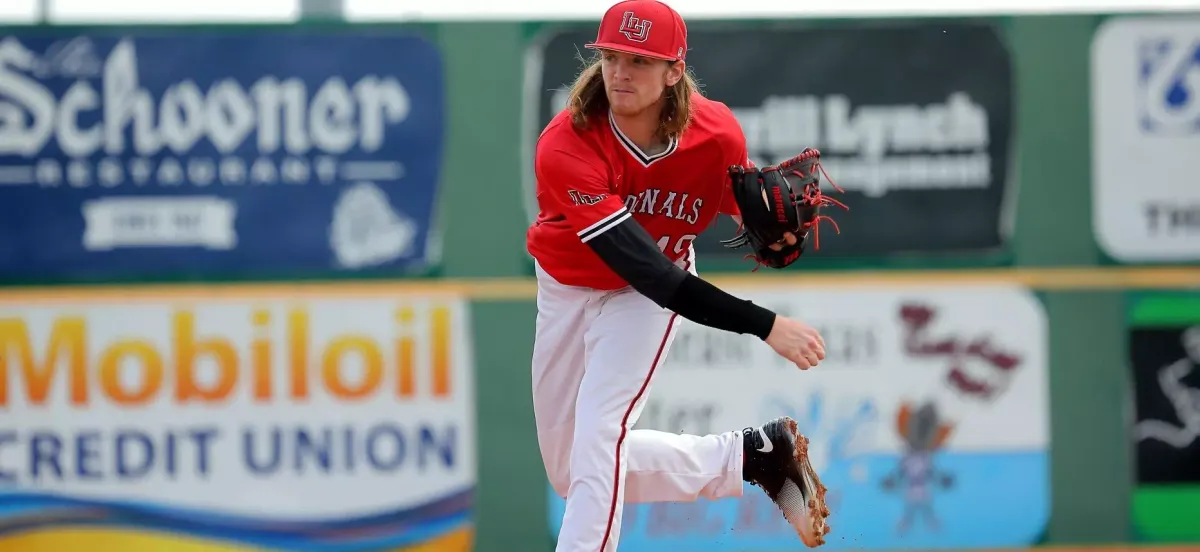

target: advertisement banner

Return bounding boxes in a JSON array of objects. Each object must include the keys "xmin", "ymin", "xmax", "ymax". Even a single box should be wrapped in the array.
[
  {"xmin": 0, "ymin": 287, "xmax": 476, "ymax": 551},
  {"xmin": 1128, "ymin": 292, "xmax": 1200, "ymax": 542},
  {"xmin": 523, "ymin": 22, "xmax": 1016, "ymax": 259},
  {"xmin": 546, "ymin": 285, "xmax": 1049, "ymax": 550},
  {"xmin": 1091, "ymin": 17, "xmax": 1200, "ymax": 262},
  {"xmin": 0, "ymin": 33, "xmax": 445, "ymax": 281}
]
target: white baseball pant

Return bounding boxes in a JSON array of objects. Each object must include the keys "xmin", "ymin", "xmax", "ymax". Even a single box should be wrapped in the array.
[{"xmin": 531, "ymin": 250, "xmax": 746, "ymax": 552}]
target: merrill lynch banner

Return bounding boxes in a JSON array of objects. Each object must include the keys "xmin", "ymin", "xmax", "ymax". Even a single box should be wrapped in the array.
[
  {"xmin": 524, "ymin": 21, "xmax": 1017, "ymax": 260},
  {"xmin": 0, "ymin": 32, "xmax": 445, "ymax": 281}
]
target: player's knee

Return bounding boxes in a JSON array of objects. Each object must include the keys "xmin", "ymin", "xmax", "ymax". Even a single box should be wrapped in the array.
[
  {"xmin": 549, "ymin": 471, "xmax": 570, "ymax": 499},
  {"xmin": 538, "ymin": 431, "xmax": 574, "ymax": 498},
  {"xmin": 543, "ymin": 454, "xmax": 572, "ymax": 498},
  {"xmin": 544, "ymin": 451, "xmax": 571, "ymax": 499}
]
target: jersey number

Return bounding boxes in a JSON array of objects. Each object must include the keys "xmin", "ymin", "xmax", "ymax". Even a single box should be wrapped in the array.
[{"xmin": 656, "ymin": 234, "xmax": 697, "ymax": 255}]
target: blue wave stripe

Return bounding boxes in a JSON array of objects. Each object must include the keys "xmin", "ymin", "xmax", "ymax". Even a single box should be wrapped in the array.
[
  {"xmin": 0, "ymin": 487, "xmax": 472, "ymax": 529},
  {"xmin": 0, "ymin": 487, "xmax": 474, "ymax": 547},
  {"xmin": 7, "ymin": 511, "xmax": 471, "ymax": 551},
  {"xmin": 0, "ymin": 506, "xmax": 470, "ymax": 545}
]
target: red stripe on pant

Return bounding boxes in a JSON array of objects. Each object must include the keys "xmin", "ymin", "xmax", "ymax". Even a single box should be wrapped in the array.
[{"xmin": 597, "ymin": 312, "xmax": 678, "ymax": 552}]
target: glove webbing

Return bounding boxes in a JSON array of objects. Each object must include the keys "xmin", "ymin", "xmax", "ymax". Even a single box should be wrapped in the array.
[{"xmin": 780, "ymin": 150, "xmax": 847, "ymax": 252}]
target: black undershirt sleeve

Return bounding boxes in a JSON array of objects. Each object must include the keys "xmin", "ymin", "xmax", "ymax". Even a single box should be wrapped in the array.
[{"xmin": 583, "ymin": 217, "xmax": 777, "ymax": 340}]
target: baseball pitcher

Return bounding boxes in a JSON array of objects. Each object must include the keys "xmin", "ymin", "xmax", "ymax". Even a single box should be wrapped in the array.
[{"xmin": 526, "ymin": 1, "xmax": 848, "ymax": 549}]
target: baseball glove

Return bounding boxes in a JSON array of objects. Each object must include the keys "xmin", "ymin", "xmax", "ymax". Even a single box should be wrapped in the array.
[{"xmin": 721, "ymin": 148, "xmax": 848, "ymax": 270}]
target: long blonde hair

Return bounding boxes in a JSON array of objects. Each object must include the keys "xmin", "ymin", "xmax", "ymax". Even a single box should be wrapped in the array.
[{"xmin": 565, "ymin": 52, "xmax": 700, "ymax": 141}]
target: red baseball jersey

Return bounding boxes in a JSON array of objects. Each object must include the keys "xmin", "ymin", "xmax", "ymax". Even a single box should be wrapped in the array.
[{"xmin": 527, "ymin": 94, "xmax": 749, "ymax": 290}]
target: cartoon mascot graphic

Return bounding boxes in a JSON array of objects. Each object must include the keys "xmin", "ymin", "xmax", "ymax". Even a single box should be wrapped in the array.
[{"xmin": 881, "ymin": 401, "xmax": 955, "ymax": 534}]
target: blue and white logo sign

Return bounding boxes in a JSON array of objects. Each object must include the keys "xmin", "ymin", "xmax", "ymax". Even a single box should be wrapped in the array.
[
  {"xmin": 547, "ymin": 286, "xmax": 1051, "ymax": 551},
  {"xmin": 1092, "ymin": 17, "xmax": 1200, "ymax": 262},
  {"xmin": 1137, "ymin": 35, "xmax": 1200, "ymax": 134},
  {"xmin": 0, "ymin": 32, "xmax": 445, "ymax": 281}
]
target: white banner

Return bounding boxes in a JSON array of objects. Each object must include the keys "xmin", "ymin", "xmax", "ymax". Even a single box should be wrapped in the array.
[
  {"xmin": 1091, "ymin": 16, "xmax": 1200, "ymax": 262},
  {"xmin": 643, "ymin": 284, "xmax": 1050, "ymax": 470},
  {"xmin": 0, "ymin": 289, "xmax": 476, "ymax": 550}
]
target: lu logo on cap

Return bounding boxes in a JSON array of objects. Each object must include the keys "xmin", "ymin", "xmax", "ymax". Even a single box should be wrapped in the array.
[{"xmin": 618, "ymin": 11, "xmax": 652, "ymax": 42}]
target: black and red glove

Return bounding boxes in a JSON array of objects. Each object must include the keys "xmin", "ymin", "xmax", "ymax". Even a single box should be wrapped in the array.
[{"xmin": 721, "ymin": 148, "xmax": 849, "ymax": 269}]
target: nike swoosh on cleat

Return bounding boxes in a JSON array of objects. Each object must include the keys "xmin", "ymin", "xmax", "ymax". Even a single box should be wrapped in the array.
[{"xmin": 757, "ymin": 428, "xmax": 774, "ymax": 453}]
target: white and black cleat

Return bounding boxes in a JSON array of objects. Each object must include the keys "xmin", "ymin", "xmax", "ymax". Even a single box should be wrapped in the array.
[{"xmin": 743, "ymin": 416, "xmax": 831, "ymax": 547}]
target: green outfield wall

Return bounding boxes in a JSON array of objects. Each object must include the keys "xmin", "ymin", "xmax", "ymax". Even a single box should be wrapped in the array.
[{"xmin": 2, "ymin": 11, "xmax": 1198, "ymax": 552}]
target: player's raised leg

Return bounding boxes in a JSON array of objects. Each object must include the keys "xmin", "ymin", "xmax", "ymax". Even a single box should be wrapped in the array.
[{"xmin": 620, "ymin": 427, "xmax": 743, "ymax": 503}]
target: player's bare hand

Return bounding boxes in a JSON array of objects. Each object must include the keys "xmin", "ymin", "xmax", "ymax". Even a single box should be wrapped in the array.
[
  {"xmin": 765, "ymin": 315, "xmax": 826, "ymax": 370},
  {"xmin": 767, "ymin": 232, "xmax": 799, "ymax": 251}
]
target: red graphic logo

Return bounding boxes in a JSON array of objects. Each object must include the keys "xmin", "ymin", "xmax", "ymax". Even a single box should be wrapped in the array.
[
  {"xmin": 619, "ymin": 11, "xmax": 652, "ymax": 43},
  {"xmin": 899, "ymin": 303, "xmax": 1022, "ymax": 401}
]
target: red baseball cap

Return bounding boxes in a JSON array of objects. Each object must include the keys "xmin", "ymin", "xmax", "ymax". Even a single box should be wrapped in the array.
[{"xmin": 585, "ymin": 0, "xmax": 688, "ymax": 62}]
